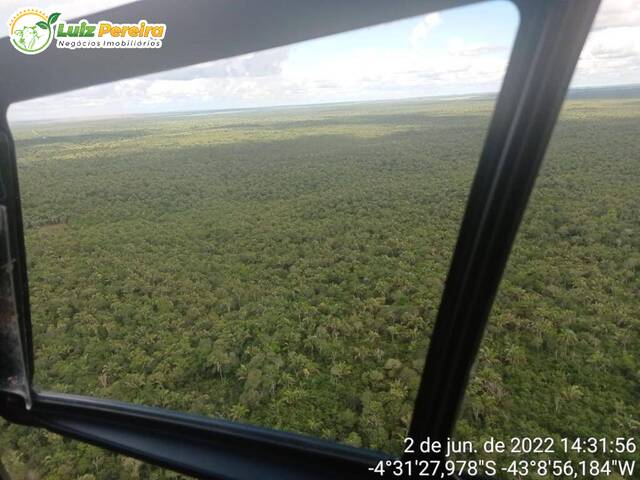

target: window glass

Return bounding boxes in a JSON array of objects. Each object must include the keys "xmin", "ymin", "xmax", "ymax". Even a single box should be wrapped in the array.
[
  {"xmin": 455, "ymin": 0, "xmax": 640, "ymax": 473},
  {"xmin": 7, "ymin": 0, "xmax": 518, "ymax": 462}
]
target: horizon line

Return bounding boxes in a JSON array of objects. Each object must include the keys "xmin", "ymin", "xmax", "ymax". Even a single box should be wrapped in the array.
[{"xmin": 10, "ymin": 82, "xmax": 640, "ymax": 126}]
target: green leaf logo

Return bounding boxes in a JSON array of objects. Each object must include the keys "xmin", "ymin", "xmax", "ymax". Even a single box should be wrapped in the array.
[
  {"xmin": 8, "ymin": 8, "xmax": 59, "ymax": 54},
  {"xmin": 48, "ymin": 12, "xmax": 61, "ymax": 25}
]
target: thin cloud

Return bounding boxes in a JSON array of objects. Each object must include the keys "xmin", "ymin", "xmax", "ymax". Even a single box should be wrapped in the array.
[
  {"xmin": 572, "ymin": 0, "xmax": 640, "ymax": 85},
  {"xmin": 410, "ymin": 13, "xmax": 442, "ymax": 49},
  {"xmin": 592, "ymin": 0, "xmax": 640, "ymax": 30},
  {"xmin": 152, "ymin": 48, "xmax": 291, "ymax": 81},
  {"xmin": 448, "ymin": 38, "xmax": 507, "ymax": 57}
]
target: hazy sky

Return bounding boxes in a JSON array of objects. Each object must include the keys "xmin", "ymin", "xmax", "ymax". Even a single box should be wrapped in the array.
[{"xmin": 4, "ymin": 0, "xmax": 640, "ymax": 121}]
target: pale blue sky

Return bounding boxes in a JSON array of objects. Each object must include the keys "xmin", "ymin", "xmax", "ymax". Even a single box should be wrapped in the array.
[
  {"xmin": 287, "ymin": 1, "xmax": 517, "ymax": 62},
  {"xmin": 5, "ymin": 0, "xmax": 639, "ymax": 121}
]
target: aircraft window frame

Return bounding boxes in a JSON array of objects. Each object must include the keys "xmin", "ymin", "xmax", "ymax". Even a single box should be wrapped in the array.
[{"xmin": 0, "ymin": 0, "xmax": 600, "ymax": 478}]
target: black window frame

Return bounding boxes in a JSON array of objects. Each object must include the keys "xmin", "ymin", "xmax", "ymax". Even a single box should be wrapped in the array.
[{"xmin": 0, "ymin": 0, "xmax": 599, "ymax": 478}]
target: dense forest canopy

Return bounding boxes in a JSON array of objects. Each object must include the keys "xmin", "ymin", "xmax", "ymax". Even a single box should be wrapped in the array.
[{"xmin": 1, "ymin": 93, "xmax": 638, "ymax": 479}]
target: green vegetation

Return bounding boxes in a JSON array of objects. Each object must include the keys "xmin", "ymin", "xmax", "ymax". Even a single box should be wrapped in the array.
[{"xmin": 1, "ymin": 95, "xmax": 638, "ymax": 479}]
